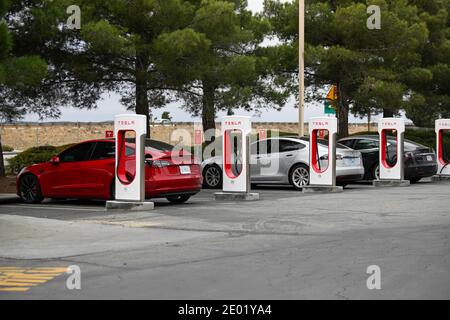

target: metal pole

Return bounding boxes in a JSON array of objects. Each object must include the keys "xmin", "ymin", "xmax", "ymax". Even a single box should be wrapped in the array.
[{"xmin": 298, "ymin": 0, "xmax": 305, "ymax": 137}]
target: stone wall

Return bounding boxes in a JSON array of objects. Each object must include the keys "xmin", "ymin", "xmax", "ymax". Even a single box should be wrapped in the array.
[{"xmin": 0, "ymin": 122, "xmax": 377, "ymax": 151}]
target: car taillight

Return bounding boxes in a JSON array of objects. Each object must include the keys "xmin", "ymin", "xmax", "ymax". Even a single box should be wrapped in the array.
[
  {"xmin": 152, "ymin": 160, "xmax": 171, "ymax": 167},
  {"xmin": 320, "ymin": 154, "xmax": 343, "ymax": 160}
]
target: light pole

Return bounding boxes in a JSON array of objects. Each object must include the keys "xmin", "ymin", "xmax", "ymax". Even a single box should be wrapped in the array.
[{"xmin": 298, "ymin": 0, "xmax": 305, "ymax": 136}]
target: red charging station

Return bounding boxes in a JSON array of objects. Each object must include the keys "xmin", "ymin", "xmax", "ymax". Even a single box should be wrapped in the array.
[
  {"xmin": 303, "ymin": 117, "xmax": 343, "ymax": 193},
  {"xmin": 435, "ymin": 119, "xmax": 450, "ymax": 177},
  {"xmin": 214, "ymin": 116, "xmax": 259, "ymax": 201},
  {"xmin": 193, "ymin": 122, "xmax": 203, "ymax": 165},
  {"xmin": 373, "ymin": 118, "xmax": 409, "ymax": 187},
  {"xmin": 105, "ymin": 114, "xmax": 154, "ymax": 211}
]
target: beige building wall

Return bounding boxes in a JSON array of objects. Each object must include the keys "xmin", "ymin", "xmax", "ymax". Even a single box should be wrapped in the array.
[{"xmin": 1, "ymin": 122, "xmax": 377, "ymax": 151}]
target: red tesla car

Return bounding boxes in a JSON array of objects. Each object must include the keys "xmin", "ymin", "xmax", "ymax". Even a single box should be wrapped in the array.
[{"xmin": 17, "ymin": 139, "xmax": 202, "ymax": 204}]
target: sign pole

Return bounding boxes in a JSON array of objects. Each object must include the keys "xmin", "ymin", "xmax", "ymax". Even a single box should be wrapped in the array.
[{"xmin": 298, "ymin": 0, "xmax": 305, "ymax": 137}]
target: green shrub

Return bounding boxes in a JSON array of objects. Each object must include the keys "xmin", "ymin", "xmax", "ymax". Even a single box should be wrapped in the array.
[
  {"xmin": 2, "ymin": 145, "xmax": 14, "ymax": 152},
  {"xmin": 7, "ymin": 144, "xmax": 73, "ymax": 175}
]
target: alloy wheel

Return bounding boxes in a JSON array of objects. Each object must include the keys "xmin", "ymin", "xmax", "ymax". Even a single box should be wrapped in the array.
[
  {"xmin": 20, "ymin": 175, "xmax": 42, "ymax": 203},
  {"xmin": 292, "ymin": 166, "xmax": 309, "ymax": 188},
  {"xmin": 205, "ymin": 166, "xmax": 221, "ymax": 188},
  {"xmin": 374, "ymin": 164, "xmax": 380, "ymax": 180}
]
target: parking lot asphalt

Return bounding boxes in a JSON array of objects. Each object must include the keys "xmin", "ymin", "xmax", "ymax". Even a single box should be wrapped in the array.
[{"xmin": 1, "ymin": 180, "xmax": 450, "ymax": 299}]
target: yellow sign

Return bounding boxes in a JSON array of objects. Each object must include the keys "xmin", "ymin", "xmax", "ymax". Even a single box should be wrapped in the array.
[
  {"xmin": 326, "ymin": 84, "xmax": 338, "ymax": 102},
  {"xmin": 324, "ymin": 84, "xmax": 339, "ymax": 114}
]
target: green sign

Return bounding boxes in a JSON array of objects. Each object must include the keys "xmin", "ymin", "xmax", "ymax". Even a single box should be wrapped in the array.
[{"xmin": 324, "ymin": 101, "xmax": 336, "ymax": 114}]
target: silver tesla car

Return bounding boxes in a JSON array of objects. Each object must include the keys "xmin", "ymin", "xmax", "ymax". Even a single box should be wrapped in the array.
[{"xmin": 201, "ymin": 136, "xmax": 365, "ymax": 190}]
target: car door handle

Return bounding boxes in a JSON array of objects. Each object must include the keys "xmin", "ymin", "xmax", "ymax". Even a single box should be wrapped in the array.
[{"xmin": 286, "ymin": 154, "xmax": 294, "ymax": 157}]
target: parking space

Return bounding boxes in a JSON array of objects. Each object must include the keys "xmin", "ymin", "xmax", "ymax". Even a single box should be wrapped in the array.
[
  {"xmin": 1, "ymin": 179, "xmax": 450, "ymax": 299},
  {"xmin": 0, "ymin": 181, "xmax": 444, "ymax": 229},
  {"xmin": 0, "ymin": 184, "xmax": 306, "ymax": 220}
]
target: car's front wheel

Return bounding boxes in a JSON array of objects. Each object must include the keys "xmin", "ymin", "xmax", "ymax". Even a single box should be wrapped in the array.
[
  {"xmin": 203, "ymin": 165, "xmax": 222, "ymax": 189},
  {"xmin": 19, "ymin": 174, "xmax": 44, "ymax": 204},
  {"xmin": 166, "ymin": 195, "xmax": 191, "ymax": 204},
  {"xmin": 289, "ymin": 164, "xmax": 310, "ymax": 190}
]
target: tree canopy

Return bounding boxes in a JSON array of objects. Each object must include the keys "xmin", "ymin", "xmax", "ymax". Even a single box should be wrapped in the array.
[
  {"xmin": 264, "ymin": 0, "xmax": 450, "ymax": 136},
  {"xmin": 2, "ymin": 0, "xmax": 289, "ymax": 136}
]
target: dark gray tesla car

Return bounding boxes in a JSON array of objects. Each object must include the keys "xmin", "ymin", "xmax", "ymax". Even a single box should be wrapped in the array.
[{"xmin": 338, "ymin": 135, "xmax": 438, "ymax": 182}]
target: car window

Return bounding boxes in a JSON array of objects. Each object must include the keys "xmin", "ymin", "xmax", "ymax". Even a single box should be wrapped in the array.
[
  {"xmin": 59, "ymin": 143, "xmax": 94, "ymax": 162},
  {"xmin": 353, "ymin": 139, "xmax": 379, "ymax": 150},
  {"xmin": 126, "ymin": 146, "xmax": 135, "ymax": 156},
  {"xmin": 252, "ymin": 140, "xmax": 271, "ymax": 155},
  {"xmin": 404, "ymin": 140, "xmax": 420, "ymax": 151},
  {"xmin": 250, "ymin": 142, "xmax": 258, "ymax": 155},
  {"xmin": 339, "ymin": 139, "xmax": 354, "ymax": 148},
  {"xmin": 279, "ymin": 139, "xmax": 305, "ymax": 152},
  {"xmin": 91, "ymin": 142, "xmax": 115, "ymax": 160}
]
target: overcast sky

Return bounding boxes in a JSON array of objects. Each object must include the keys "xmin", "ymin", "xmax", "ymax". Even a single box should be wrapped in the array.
[{"xmin": 24, "ymin": 0, "xmax": 385, "ymax": 124}]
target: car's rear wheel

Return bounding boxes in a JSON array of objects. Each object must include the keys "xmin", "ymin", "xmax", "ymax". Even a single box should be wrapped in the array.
[
  {"xmin": 203, "ymin": 165, "xmax": 222, "ymax": 189},
  {"xmin": 410, "ymin": 178, "xmax": 421, "ymax": 183},
  {"xmin": 109, "ymin": 180, "xmax": 115, "ymax": 200},
  {"xmin": 289, "ymin": 164, "xmax": 309, "ymax": 190},
  {"xmin": 372, "ymin": 163, "xmax": 380, "ymax": 180},
  {"xmin": 166, "ymin": 194, "xmax": 191, "ymax": 204},
  {"xmin": 19, "ymin": 174, "xmax": 44, "ymax": 204}
]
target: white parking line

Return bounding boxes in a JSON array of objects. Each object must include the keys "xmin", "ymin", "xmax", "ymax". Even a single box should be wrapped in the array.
[{"xmin": 0, "ymin": 205, "xmax": 104, "ymax": 212}]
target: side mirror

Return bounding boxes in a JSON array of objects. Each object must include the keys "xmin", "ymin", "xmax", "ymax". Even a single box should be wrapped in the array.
[
  {"xmin": 50, "ymin": 155, "xmax": 60, "ymax": 164},
  {"xmin": 145, "ymin": 154, "xmax": 153, "ymax": 166}
]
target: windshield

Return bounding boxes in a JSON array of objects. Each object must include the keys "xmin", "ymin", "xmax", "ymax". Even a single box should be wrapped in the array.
[
  {"xmin": 145, "ymin": 139, "xmax": 174, "ymax": 152},
  {"xmin": 124, "ymin": 138, "xmax": 175, "ymax": 152},
  {"xmin": 383, "ymin": 138, "xmax": 424, "ymax": 151}
]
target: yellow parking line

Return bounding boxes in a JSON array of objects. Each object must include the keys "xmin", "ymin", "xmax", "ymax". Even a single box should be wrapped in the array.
[
  {"xmin": 0, "ymin": 287, "xmax": 30, "ymax": 292},
  {"xmin": 0, "ymin": 281, "xmax": 38, "ymax": 287},
  {"xmin": 0, "ymin": 278, "xmax": 48, "ymax": 283},
  {"xmin": 33, "ymin": 268, "xmax": 68, "ymax": 271},
  {"xmin": 5, "ymin": 274, "xmax": 58, "ymax": 278}
]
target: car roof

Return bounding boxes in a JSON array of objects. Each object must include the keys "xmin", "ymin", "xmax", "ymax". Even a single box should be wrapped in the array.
[
  {"xmin": 340, "ymin": 135, "xmax": 427, "ymax": 147},
  {"xmin": 75, "ymin": 139, "xmax": 115, "ymax": 144},
  {"xmin": 340, "ymin": 135, "xmax": 379, "ymax": 139}
]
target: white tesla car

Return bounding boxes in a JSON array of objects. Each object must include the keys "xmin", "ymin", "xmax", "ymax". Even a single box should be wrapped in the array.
[{"xmin": 201, "ymin": 136, "xmax": 365, "ymax": 190}]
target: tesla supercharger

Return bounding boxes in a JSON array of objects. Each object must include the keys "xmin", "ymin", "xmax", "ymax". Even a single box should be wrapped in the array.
[
  {"xmin": 193, "ymin": 122, "xmax": 203, "ymax": 165},
  {"xmin": 434, "ymin": 119, "xmax": 450, "ymax": 178},
  {"xmin": 373, "ymin": 118, "xmax": 409, "ymax": 187},
  {"xmin": 303, "ymin": 117, "xmax": 343, "ymax": 193},
  {"xmin": 214, "ymin": 116, "xmax": 259, "ymax": 201},
  {"xmin": 105, "ymin": 114, "xmax": 154, "ymax": 211}
]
